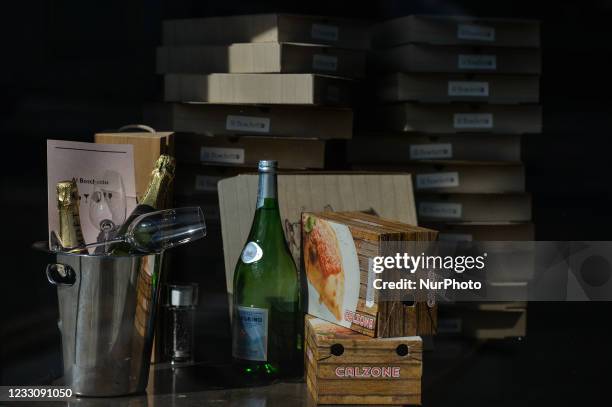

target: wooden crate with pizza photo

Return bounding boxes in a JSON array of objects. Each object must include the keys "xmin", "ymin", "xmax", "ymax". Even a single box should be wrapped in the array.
[{"xmin": 301, "ymin": 211, "xmax": 438, "ymax": 338}]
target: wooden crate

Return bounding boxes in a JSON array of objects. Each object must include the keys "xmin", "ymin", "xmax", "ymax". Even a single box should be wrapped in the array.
[
  {"xmin": 302, "ymin": 211, "xmax": 438, "ymax": 338},
  {"xmin": 306, "ymin": 315, "xmax": 422, "ymax": 405}
]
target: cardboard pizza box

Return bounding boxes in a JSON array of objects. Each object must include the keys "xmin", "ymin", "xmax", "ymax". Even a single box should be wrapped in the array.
[
  {"xmin": 420, "ymin": 222, "xmax": 535, "ymax": 242},
  {"xmin": 370, "ymin": 44, "xmax": 541, "ymax": 74},
  {"xmin": 157, "ymin": 43, "xmax": 366, "ymax": 78},
  {"xmin": 374, "ymin": 73, "xmax": 539, "ymax": 104},
  {"xmin": 163, "ymin": 14, "xmax": 370, "ymax": 50},
  {"xmin": 437, "ymin": 302, "xmax": 527, "ymax": 339},
  {"xmin": 372, "ymin": 103, "xmax": 542, "ymax": 134},
  {"xmin": 175, "ymin": 133, "xmax": 329, "ymax": 170},
  {"xmin": 144, "ymin": 103, "xmax": 353, "ymax": 140},
  {"xmin": 355, "ymin": 162, "xmax": 525, "ymax": 194},
  {"xmin": 370, "ymin": 15, "xmax": 540, "ymax": 48},
  {"xmin": 416, "ymin": 193, "xmax": 532, "ymax": 223},
  {"xmin": 164, "ymin": 73, "xmax": 353, "ymax": 106},
  {"xmin": 348, "ymin": 134, "xmax": 522, "ymax": 163}
]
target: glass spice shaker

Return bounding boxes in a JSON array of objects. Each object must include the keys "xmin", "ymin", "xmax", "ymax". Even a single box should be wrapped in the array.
[{"xmin": 161, "ymin": 283, "xmax": 199, "ymax": 364}]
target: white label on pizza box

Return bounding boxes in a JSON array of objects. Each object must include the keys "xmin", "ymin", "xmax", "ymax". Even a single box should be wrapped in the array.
[
  {"xmin": 457, "ymin": 24, "xmax": 496, "ymax": 42},
  {"xmin": 416, "ymin": 172, "xmax": 460, "ymax": 189},
  {"xmin": 458, "ymin": 54, "xmax": 497, "ymax": 70},
  {"xmin": 194, "ymin": 175, "xmax": 223, "ymax": 192},
  {"xmin": 453, "ymin": 113, "xmax": 494, "ymax": 129},
  {"xmin": 311, "ymin": 23, "xmax": 339, "ymax": 41},
  {"xmin": 200, "ymin": 147, "xmax": 245, "ymax": 164},
  {"xmin": 418, "ymin": 202, "xmax": 463, "ymax": 219},
  {"xmin": 439, "ymin": 232, "xmax": 473, "ymax": 242},
  {"xmin": 448, "ymin": 81, "xmax": 490, "ymax": 97},
  {"xmin": 410, "ymin": 143, "xmax": 453, "ymax": 160},
  {"xmin": 313, "ymin": 54, "xmax": 338, "ymax": 71},
  {"xmin": 226, "ymin": 115, "xmax": 270, "ymax": 133}
]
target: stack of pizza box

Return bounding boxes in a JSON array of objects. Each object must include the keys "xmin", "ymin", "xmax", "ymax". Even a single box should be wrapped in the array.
[
  {"xmin": 148, "ymin": 14, "xmax": 369, "ymax": 281},
  {"xmin": 347, "ymin": 15, "xmax": 542, "ymax": 339}
]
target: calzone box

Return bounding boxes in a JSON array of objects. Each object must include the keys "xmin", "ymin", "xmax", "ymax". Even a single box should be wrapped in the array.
[
  {"xmin": 305, "ymin": 315, "xmax": 423, "ymax": 405},
  {"xmin": 301, "ymin": 211, "xmax": 438, "ymax": 337}
]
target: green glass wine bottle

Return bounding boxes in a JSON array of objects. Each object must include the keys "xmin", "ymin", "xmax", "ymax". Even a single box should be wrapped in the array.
[
  {"xmin": 232, "ymin": 160, "xmax": 302, "ymax": 382},
  {"xmin": 109, "ymin": 154, "xmax": 175, "ymax": 255}
]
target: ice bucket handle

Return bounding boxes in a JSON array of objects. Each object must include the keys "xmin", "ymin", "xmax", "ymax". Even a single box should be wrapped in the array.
[{"xmin": 46, "ymin": 263, "xmax": 77, "ymax": 286}]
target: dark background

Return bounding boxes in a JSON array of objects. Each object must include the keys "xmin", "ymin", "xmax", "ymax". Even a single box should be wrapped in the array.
[{"xmin": 2, "ymin": 0, "xmax": 612, "ymax": 405}]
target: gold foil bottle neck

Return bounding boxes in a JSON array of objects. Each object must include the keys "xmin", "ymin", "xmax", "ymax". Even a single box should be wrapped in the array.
[
  {"xmin": 56, "ymin": 179, "xmax": 85, "ymax": 249},
  {"xmin": 140, "ymin": 154, "xmax": 175, "ymax": 209},
  {"xmin": 57, "ymin": 180, "xmax": 79, "ymax": 208}
]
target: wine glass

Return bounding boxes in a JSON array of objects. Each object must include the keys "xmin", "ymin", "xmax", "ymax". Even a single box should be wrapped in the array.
[
  {"xmin": 126, "ymin": 207, "xmax": 207, "ymax": 252},
  {"xmin": 60, "ymin": 207, "xmax": 206, "ymax": 254}
]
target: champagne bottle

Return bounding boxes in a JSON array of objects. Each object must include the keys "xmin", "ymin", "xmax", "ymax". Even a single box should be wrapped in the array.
[
  {"xmin": 232, "ymin": 160, "xmax": 302, "ymax": 381},
  {"xmin": 56, "ymin": 180, "xmax": 86, "ymax": 251},
  {"xmin": 109, "ymin": 154, "xmax": 175, "ymax": 255}
]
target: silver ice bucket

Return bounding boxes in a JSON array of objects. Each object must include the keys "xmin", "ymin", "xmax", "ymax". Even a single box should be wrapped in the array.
[{"xmin": 45, "ymin": 250, "xmax": 164, "ymax": 396}]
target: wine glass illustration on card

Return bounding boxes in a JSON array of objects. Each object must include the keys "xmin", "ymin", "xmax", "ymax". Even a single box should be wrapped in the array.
[{"xmin": 89, "ymin": 171, "xmax": 127, "ymax": 247}]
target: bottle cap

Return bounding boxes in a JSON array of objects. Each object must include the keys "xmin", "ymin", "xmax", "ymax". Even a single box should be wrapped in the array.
[
  {"xmin": 258, "ymin": 160, "xmax": 278, "ymax": 172},
  {"xmin": 165, "ymin": 283, "xmax": 199, "ymax": 307}
]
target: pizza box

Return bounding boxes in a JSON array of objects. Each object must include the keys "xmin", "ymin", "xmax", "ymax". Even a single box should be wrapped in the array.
[
  {"xmin": 437, "ymin": 302, "xmax": 527, "ymax": 339},
  {"xmin": 302, "ymin": 211, "xmax": 438, "ymax": 338},
  {"xmin": 370, "ymin": 44, "xmax": 541, "ymax": 74},
  {"xmin": 162, "ymin": 14, "xmax": 370, "ymax": 50},
  {"xmin": 372, "ymin": 103, "xmax": 542, "ymax": 134},
  {"xmin": 348, "ymin": 134, "xmax": 522, "ymax": 163},
  {"xmin": 305, "ymin": 315, "xmax": 422, "ymax": 405},
  {"xmin": 355, "ymin": 162, "xmax": 525, "ymax": 194},
  {"xmin": 416, "ymin": 193, "xmax": 532, "ymax": 223},
  {"xmin": 175, "ymin": 133, "xmax": 330, "ymax": 169},
  {"xmin": 421, "ymin": 222, "xmax": 535, "ymax": 242},
  {"xmin": 164, "ymin": 73, "xmax": 353, "ymax": 106},
  {"xmin": 174, "ymin": 164, "xmax": 244, "ymax": 199},
  {"xmin": 374, "ymin": 73, "xmax": 540, "ymax": 104},
  {"xmin": 218, "ymin": 172, "xmax": 418, "ymax": 304},
  {"xmin": 157, "ymin": 43, "xmax": 366, "ymax": 78},
  {"xmin": 144, "ymin": 103, "xmax": 353, "ymax": 140},
  {"xmin": 370, "ymin": 15, "xmax": 540, "ymax": 48},
  {"xmin": 420, "ymin": 222, "xmax": 536, "ymax": 283}
]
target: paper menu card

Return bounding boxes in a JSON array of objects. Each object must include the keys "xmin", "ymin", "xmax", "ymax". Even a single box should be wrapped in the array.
[{"xmin": 47, "ymin": 140, "xmax": 137, "ymax": 248}]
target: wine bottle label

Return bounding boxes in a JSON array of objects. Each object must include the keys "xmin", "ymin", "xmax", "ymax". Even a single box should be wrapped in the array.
[
  {"xmin": 233, "ymin": 306, "xmax": 269, "ymax": 361},
  {"xmin": 241, "ymin": 242, "xmax": 263, "ymax": 264}
]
